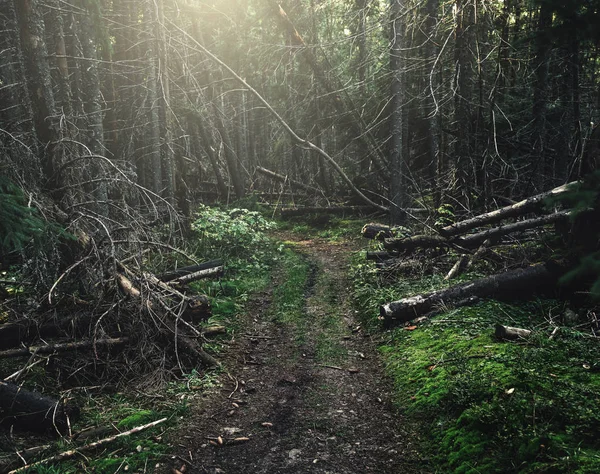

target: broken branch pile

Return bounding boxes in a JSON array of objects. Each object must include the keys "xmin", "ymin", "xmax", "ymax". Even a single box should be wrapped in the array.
[{"xmin": 365, "ymin": 182, "xmax": 586, "ymax": 326}]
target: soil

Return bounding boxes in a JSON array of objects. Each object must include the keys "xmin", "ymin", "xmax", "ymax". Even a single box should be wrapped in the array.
[{"xmin": 167, "ymin": 236, "xmax": 428, "ymax": 474}]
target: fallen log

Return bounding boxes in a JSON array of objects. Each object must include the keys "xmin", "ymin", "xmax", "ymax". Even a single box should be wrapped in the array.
[
  {"xmin": 0, "ymin": 314, "xmax": 98, "ymax": 350},
  {"xmin": 362, "ymin": 223, "xmax": 394, "ymax": 240},
  {"xmin": 445, "ymin": 255, "xmax": 469, "ymax": 280},
  {"xmin": 158, "ymin": 260, "xmax": 223, "ymax": 282},
  {"xmin": 440, "ymin": 181, "xmax": 577, "ymax": 237},
  {"xmin": 495, "ymin": 324, "xmax": 532, "ymax": 340},
  {"xmin": 202, "ymin": 325, "xmax": 227, "ymax": 337},
  {"xmin": 0, "ymin": 338, "xmax": 129, "ymax": 359},
  {"xmin": 0, "ymin": 381, "xmax": 79, "ymax": 435},
  {"xmin": 256, "ymin": 166, "xmax": 322, "ymax": 194},
  {"xmin": 384, "ymin": 211, "xmax": 570, "ymax": 252},
  {"xmin": 383, "ymin": 234, "xmax": 449, "ymax": 252},
  {"xmin": 380, "ymin": 262, "xmax": 564, "ymax": 325},
  {"xmin": 170, "ymin": 266, "xmax": 224, "ymax": 285},
  {"xmin": 456, "ymin": 211, "xmax": 571, "ymax": 248}
]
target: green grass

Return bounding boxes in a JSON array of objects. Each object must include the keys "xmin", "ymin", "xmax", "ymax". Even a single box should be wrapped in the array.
[
  {"xmin": 351, "ymin": 254, "xmax": 600, "ymax": 473},
  {"xmin": 271, "ymin": 247, "xmax": 311, "ymax": 346},
  {"xmin": 313, "ymin": 268, "xmax": 348, "ymax": 365}
]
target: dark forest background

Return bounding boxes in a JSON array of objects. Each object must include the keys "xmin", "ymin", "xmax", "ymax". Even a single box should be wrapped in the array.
[{"xmin": 2, "ymin": 0, "xmax": 600, "ymax": 299}]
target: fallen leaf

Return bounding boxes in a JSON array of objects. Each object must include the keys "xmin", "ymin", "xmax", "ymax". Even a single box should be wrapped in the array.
[
  {"xmin": 505, "ymin": 388, "xmax": 515, "ymax": 395},
  {"xmin": 404, "ymin": 326, "xmax": 418, "ymax": 331},
  {"xmin": 427, "ymin": 364, "xmax": 437, "ymax": 371}
]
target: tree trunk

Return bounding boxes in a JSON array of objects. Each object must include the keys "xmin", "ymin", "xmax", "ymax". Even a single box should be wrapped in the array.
[
  {"xmin": 380, "ymin": 262, "xmax": 563, "ymax": 325},
  {"xmin": 531, "ymin": 2, "xmax": 553, "ymax": 191},
  {"xmin": 80, "ymin": 3, "xmax": 108, "ymax": 213},
  {"xmin": 389, "ymin": 0, "xmax": 407, "ymax": 225},
  {"xmin": 0, "ymin": 380, "xmax": 79, "ymax": 435},
  {"xmin": 158, "ymin": 260, "xmax": 224, "ymax": 282},
  {"xmin": 143, "ymin": 0, "xmax": 162, "ymax": 194},
  {"xmin": 439, "ymin": 181, "xmax": 576, "ymax": 236},
  {"xmin": 14, "ymin": 0, "xmax": 58, "ymax": 185}
]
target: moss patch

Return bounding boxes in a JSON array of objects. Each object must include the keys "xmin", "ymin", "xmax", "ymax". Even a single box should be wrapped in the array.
[{"xmin": 351, "ymin": 254, "xmax": 600, "ymax": 473}]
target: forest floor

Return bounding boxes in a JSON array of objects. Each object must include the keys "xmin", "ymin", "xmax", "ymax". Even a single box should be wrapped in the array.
[{"xmin": 167, "ymin": 234, "xmax": 428, "ymax": 474}]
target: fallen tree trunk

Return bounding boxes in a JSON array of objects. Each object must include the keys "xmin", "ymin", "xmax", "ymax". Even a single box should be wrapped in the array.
[
  {"xmin": 440, "ymin": 181, "xmax": 577, "ymax": 237},
  {"xmin": 0, "ymin": 380, "xmax": 79, "ymax": 435},
  {"xmin": 495, "ymin": 324, "xmax": 532, "ymax": 340},
  {"xmin": 362, "ymin": 223, "xmax": 394, "ymax": 240},
  {"xmin": 383, "ymin": 234, "xmax": 449, "ymax": 252},
  {"xmin": 384, "ymin": 211, "xmax": 570, "ymax": 252},
  {"xmin": 159, "ymin": 260, "xmax": 223, "ymax": 282},
  {"xmin": 0, "ymin": 313, "xmax": 98, "ymax": 350},
  {"xmin": 380, "ymin": 262, "xmax": 564, "ymax": 325},
  {"xmin": 456, "ymin": 211, "xmax": 570, "ymax": 248},
  {"xmin": 256, "ymin": 166, "xmax": 323, "ymax": 194},
  {"xmin": 170, "ymin": 266, "xmax": 224, "ymax": 285},
  {"xmin": 0, "ymin": 338, "xmax": 129, "ymax": 359}
]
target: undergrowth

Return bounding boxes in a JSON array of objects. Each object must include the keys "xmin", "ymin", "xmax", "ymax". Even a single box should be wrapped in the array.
[
  {"xmin": 351, "ymin": 252, "xmax": 600, "ymax": 473},
  {"xmin": 4, "ymin": 204, "xmax": 282, "ymax": 473}
]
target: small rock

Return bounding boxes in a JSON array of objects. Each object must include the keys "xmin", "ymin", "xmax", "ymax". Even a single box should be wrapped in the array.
[
  {"xmin": 223, "ymin": 427, "xmax": 242, "ymax": 436},
  {"xmin": 288, "ymin": 448, "xmax": 302, "ymax": 460}
]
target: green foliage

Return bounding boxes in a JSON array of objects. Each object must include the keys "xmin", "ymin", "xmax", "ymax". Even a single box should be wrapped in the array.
[
  {"xmin": 0, "ymin": 177, "xmax": 44, "ymax": 253},
  {"xmin": 192, "ymin": 204, "xmax": 275, "ymax": 262},
  {"xmin": 435, "ymin": 204, "xmax": 456, "ymax": 228}
]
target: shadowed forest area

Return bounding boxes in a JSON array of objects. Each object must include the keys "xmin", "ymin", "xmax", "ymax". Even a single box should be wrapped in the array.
[{"xmin": 1, "ymin": 0, "xmax": 600, "ymax": 472}]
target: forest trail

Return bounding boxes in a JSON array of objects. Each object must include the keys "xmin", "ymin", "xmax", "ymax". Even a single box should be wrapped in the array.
[{"xmin": 169, "ymin": 236, "xmax": 426, "ymax": 474}]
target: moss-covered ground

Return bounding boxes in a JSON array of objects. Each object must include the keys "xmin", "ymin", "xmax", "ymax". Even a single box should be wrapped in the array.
[{"xmin": 351, "ymin": 249, "xmax": 600, "ymax": 473}]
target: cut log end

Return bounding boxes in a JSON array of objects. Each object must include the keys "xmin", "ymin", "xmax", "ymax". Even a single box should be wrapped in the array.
[{"xmin": 495, "ymin": 324, "xmax": 532, "ymax": 341}]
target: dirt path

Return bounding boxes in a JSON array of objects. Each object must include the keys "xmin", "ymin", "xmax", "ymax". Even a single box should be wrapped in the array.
[{"xmin": 169, "ymin": 238, "xmax": 426, "ymax": 474}]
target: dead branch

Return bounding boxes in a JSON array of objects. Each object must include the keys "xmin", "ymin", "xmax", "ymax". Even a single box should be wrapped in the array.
[
  {"xmin": 8, "ymin": 418, "xmax": 168, "ymax": 474},
  {"xmin": 440, "ymin": 182, "xmax": 577, "ymax": 237},
  {"xmin": 0, "ymin": 338, "xmax": 128, "ymax": 359}
]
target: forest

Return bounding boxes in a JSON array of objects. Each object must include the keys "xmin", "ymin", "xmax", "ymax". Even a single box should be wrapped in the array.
[{"xmin": 1, "ymin": 0, "xmax": 600, "ymax": 472}]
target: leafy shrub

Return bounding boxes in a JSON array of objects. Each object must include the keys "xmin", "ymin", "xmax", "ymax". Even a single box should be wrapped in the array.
[{"xmin": 191, "ymin": 204, "xmax": 275, "ymax": 262}]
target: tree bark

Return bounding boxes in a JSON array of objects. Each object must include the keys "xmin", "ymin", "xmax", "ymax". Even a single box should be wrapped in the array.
[
  {"xmin": 14, "ymin": 0, "xmax": 59, "ymax": 185},
  {"xmin": 531, "ymin": 1, "xmax": 553, "ymax": 190},
  {"xmin": 0, "ymin": 338, "xmax": 129, "ymax": 359},
  {"xmin": 380, "ymin": 262, "xmax": 563, "ymax": 325},
  {"xmin": 362, "ymin": 224, "xmax": 394, "ymax": 240},
  {"xmin": 495, "ymin": 324, "xmax": 532, "ymax": 341},
  {"xmin": 256, "ymin": 166, "xmax": 322, "ymax": 194},
  {"xmin": 439, "ymin": 181, "xmax": 577, "ymax": 236},
  {"xmin": 0, "ymin": 380, "xmax": 79, "ymax": 435},
  {"xmin": 159, "ymin": 260, "xmax": 224, "ymax": 282},
  {"xmin": 389, "ymin": 0, "xmax": 407, "ymax": 224},
  {"xmin": 385, "ymin": 211, "xmax": 570, "ymax": 252}
]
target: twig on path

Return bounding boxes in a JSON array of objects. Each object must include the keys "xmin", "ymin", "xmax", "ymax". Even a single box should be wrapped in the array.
[{"xmin": 319, "ymin": 364, "xmax": 344, "ymax": 371}]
